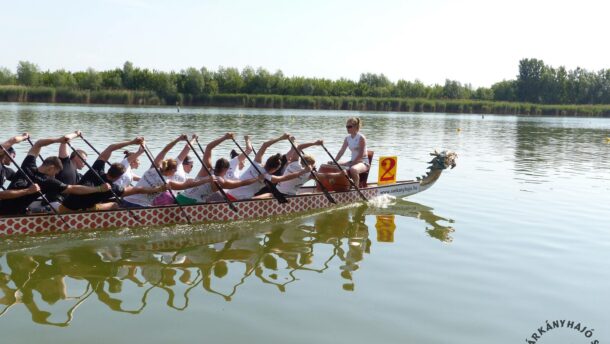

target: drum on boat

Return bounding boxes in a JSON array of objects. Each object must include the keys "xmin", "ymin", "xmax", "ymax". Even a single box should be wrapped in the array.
[{"xmin": 316, "ymin": 164, "xmax": 351, "ymax": 192}]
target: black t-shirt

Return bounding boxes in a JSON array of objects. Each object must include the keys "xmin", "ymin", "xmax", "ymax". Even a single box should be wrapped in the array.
[
  {"xmin": 49, "ymin": 157, "xmax": 84, "ymax": 202},
  {"xmin": 62, "ymin": 159, "xmax": 125, "ymax": 210},
  {"xmin": 1, "ymin": 165, "xmax": 16, "ymax": 187},
  {"xmin": 55, "ymin": 157, "xmax": 80, "ymax": 185},
  {"xmin": 0, "ymin": 155, "xmax": 68, "ymax": 215},
  {"xmin": 78, "ymin": 160, "xmax": 106, "ymax": 187}
]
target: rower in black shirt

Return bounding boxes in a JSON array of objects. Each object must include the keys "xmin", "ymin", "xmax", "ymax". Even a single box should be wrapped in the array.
[
  {"xmin": 0, "ymin": 133, "xmax": 41, "ymax": 202},
  {"xmin": 0, "ymin": 135, "xmax": 110, "ymax": 216},
  {"xmin": 1, "ymin": 147, "xmax": 17, "ymax": 185},
  {"xmin": 56, "ymin": 130, "xmax": 88, "ymax": 185},
  {"xmin": 1, "ymin": 134, "xmax": 27, "ymax": 186},
  {"xmin": 45, "ymin": 130, "xmax": 88, "ymax": 204},
  {"xmin": 1, "ymin": 146, "xmax": 41, "ymax": 197},
  {"xmin": 61, "ymin": 137, "xmax": 165, "ymax": 212}
]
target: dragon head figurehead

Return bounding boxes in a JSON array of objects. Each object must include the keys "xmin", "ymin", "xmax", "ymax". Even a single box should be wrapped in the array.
[
  {"xmin": 429, "ymin": 150, "xmax": 457, "ymax": 170},
  {"xmin": 417, "ymin": 150, "xmax": 457, "ymax": 186}
]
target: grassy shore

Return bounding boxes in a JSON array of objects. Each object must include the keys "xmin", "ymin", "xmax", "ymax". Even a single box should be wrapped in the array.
[{"xmin": 2, "ymin": 85, "xmax": 610, "ymax": 116}]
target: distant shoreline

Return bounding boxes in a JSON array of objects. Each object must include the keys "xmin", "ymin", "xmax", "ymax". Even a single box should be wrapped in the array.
[{"xmin": 1, "ymin": 86, "xmax": 609, "ymax": 117}]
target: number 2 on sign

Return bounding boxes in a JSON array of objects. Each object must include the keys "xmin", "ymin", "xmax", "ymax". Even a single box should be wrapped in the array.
[{"xmin": 378, "ymin": 156, "xmax": 397, "ymax": 185}]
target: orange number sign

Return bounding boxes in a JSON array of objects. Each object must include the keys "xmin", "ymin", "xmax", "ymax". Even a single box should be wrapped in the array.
[
  {"xmin": 378, "ymin": 156, "xmax": 397, "ymax": 185},
  {"xmin": 375, "ymin": 215, "xmax": 396, "ymax": 242}
]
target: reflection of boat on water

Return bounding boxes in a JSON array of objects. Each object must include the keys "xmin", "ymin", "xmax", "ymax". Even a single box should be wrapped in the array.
[
  {"xmin": 365, "ymin": 199, "xmax": 456, "ymax": 242},
  {"xmin": 0, "ymin": 200, "xmax": 455, "ymax": 326}
]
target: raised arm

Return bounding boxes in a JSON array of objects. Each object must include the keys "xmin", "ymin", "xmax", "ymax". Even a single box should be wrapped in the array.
[
  {"xmin": 334, "ymin": 138, "xmax": 349, "ymax": 162},
  {"xmin": 204, "ymin": 133, "xmax": 233, "ymax": 168},
  {"xmin": 28, "ymin": 136, "xmax": 65, "ymax": 158},
  {"xmin": 255, "ymin": 133, "xmax": 290, "ymax": 163},
  {"xmin": 286, "ymin": 139, "xmax": 323, "ymax": 162},
  {"xmin": 127, "ymin": 145, "xmax": 146, "ymax": 164},
  {"xmin": 1, "ymin": 133, "xmax": 30, "ymax": 154},
  {"xmin": 59, "ymin": 131, "xmax": 81, "ymax": 159},
  {"xmin": 177, "ymin": 134, "xmax": 198, "ymax": 162},
  {"xmin": 154, "ymin": 134, "xmax": 187, "ymax": 167},
  {"xmin": 298, "ymin": 139, "xmax": 323, "ymax": 152},
  {"xmin": 237, "ymin": 135, "xmax": 254, "ymax": 164},
  {"xmin": 98, "ymin": 137, "xmax": 144, "ymax": 162}
]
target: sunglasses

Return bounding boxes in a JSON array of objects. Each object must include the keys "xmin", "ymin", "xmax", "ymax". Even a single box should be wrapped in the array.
[{"xmin": 346, "ymin": 125, "xmax": 354, "ymax": 129}]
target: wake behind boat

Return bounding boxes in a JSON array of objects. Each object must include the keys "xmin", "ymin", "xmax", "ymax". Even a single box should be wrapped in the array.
[{"xmin": 0, "ymin": 151, "xmax": 457, "ymax": 236}]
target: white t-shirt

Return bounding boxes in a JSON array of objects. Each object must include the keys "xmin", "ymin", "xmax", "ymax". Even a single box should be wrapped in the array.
[
  {"xmin": 173, "ymin": 159, "xmax": 187, "ymax": 182},
  {"xmin": 123, "ymin": 168, "xmax": 181, "ymax": 206},
  {"xmin": 227, "ymin": 162, "xmax": 270, "ymax": 200},
  {"xmin": 180, "ymin": 175, "xmax": 214, "ymax": 202},
  {"xmin": 276, "ymin": 161, "xmax": 310, "ymax": 195},
  {"xmin": 113, "ymin": 158, "xmax": 133, "ymax": 188},
  {"xmin": 347, "ymin": 133, "xmax": 369, "ymax": 165},
  {"xmin": 225, "ymin": 157, "xmax": 245, "ymax": 180}
]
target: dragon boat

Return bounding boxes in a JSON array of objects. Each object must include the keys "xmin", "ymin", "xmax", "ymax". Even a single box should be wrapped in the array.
[{"xmin": 0, "ymin": 151, "xmax": 457, "ymax": 237}]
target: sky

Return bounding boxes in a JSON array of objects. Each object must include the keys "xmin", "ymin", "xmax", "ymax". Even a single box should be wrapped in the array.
[{"xmin": 2, "ymin": 0, "xmax": 609, "ymax": 88}]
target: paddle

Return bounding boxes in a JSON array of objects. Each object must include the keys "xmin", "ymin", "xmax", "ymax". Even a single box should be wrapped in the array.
[
  {"xmin": 320, "ymin": 143, "xmax": 368, "ymax": 201},
  {"xmin": 66, "ymin": 141, "xmax": 143, "ymax": 224},
  {"xmin": 0, "ymin": 145, "xmax": 70, "ymax": 227},
  {"xmin": 287, "ymin": 138, "xmax": 336, "ymax": 204},
  {"xmin": 79, "ymin": 135, "xmax": 112, "ymax": 167},
  {"xmin": 195, "ymin": 139, "xmax": 206, "ymax": 158},
  {"xmin": 230, "ymin": 137, "xmax": 288, "ymax": 204},
  {"xmin": 26, "ymin": 138, "xmax": 45, "ymax": 163},
  {"xmin": 141, "ymin": 144, "xmax": 192, "ymax": 224},
  {"xmin": 187, "ymin": 138, "xmax": 238, "ymax": 213}
]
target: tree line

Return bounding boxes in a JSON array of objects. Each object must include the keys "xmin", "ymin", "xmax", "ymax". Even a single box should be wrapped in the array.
[{"xmin": 1, "ymin": 59, "xmax": 609, "ymax": 105}]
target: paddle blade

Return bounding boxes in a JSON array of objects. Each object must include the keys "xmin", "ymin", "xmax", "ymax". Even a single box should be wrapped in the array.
[
  {"xmin": 323, "ymin": 191, "xmax": 337, "ymax": 204},
  {"xmin": 265, "ymin": 180, "xmax": 289, "ymax": 204}
]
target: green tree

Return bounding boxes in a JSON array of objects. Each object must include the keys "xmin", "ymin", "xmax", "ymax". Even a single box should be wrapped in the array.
[
  {"xmin": 491, "ymin": 80, "xmax": 516, "ymax": 101},
  {"xmin": 473, "ymin": 87, "xmax": 493, "ymax": 100},
  {"xmin": 100, "ymin": 69, "xmax": 123, "ymax": 89},
  {"xmin": 358, "ymin": 73, "xmax": 391, "ymax": 96},
  {"xmin": 178, "ymin": 68, "xmax": 205, "ymax": 95},
  {"xmin": 43, "ymin": 69, "xmax": 77, "ymax": 88},
  {"xmin": 555, "ymin": 66, "xmax": 569, "ymax": 103},
  {"xmin": 74, "ymin": 68, "xmax": 102, "ymax": 90},
  {"xmin": 121, "ymin": 61, "xmax": 135, "ymax": 89},
  {"xmin": 271, "ymin": 70, "xmax": 286, "ymax": 94},
  {"xmin": 215, "ymin": 67, "xmax": 244, "ymax": 93},
  {"xmin": 395, "ymin": 79, "xmax": 428, "ymax": 98},
  {"xmin": 201, "ymin": 67, "xmax": 218, "ymax": 95},
  {"xmin": 16, "ymin": 61, "xmax": 40, "ymax": 86},
  {"xmin": 331, "ymin": 78, "xmax": 358, "ymax": 96},
  {"xmin": 0, "ymin": 67, "xmax": 16, "ymax": 85},
  {"xmin": 516, "ymin": 58, "xmax": 546, "ymax": 102},
  {"xmin": 148, "ymin": 71, "xmax": 177, "ymax": 99},
  {"xmin": 442, "ymin": 79, "xmax": 470, "ymax": 99},
  {"xmin": 241, "ymin": 66, "xmax": 256, "ymax": 93}
]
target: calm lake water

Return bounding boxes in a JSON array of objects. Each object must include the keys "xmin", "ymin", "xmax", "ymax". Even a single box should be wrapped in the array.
[{"xmin": 0, "ymin": 103, "xmax": 609, "ymax": 344}]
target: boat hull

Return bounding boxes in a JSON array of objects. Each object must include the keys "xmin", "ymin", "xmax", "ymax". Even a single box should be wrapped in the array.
[{"xmin": 0, "ymin": 181, "xmax": 422, "ymax": 237}]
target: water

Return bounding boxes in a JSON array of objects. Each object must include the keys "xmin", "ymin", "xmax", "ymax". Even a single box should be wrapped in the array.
[{"xmin": 1, "ymin": 103, "xmax": 609, "ymax": 343}]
